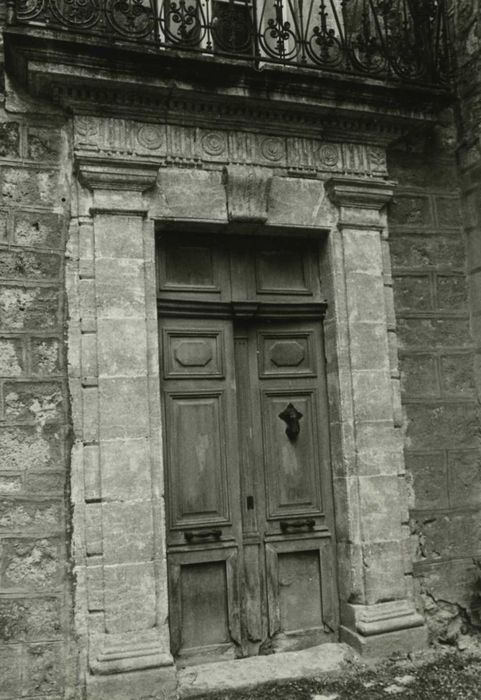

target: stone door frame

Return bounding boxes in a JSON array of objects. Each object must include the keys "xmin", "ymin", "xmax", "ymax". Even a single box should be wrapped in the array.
[{"xmin": 67, "ymin": 139, "xmax": 427, "ymax": 699}]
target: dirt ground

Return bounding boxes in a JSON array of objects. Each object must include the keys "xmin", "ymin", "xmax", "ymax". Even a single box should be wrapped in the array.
[{"xmin": 196, "ymin": 643, "xmax": 481, "ymax": 700}]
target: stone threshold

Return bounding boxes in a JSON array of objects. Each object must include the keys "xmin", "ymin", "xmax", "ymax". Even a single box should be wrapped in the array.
[{"xmin": 177, "ymin": 644, "xmax": 354, "ymax": 698}]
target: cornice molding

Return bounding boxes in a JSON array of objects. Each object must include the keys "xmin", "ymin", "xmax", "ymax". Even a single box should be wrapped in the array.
[{"xmin": 325, "ymin": 177, "xmax": 395, "ymax": 210}]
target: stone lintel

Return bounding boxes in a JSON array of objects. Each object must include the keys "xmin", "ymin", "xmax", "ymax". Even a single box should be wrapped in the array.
[{"xmin": 326, "ymin": 177, "xmax": 395, "ymax": 223}]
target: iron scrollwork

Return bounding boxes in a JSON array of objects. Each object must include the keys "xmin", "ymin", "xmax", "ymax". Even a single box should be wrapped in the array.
[{"xmin": 12, "ymin": 0, "xmax": 452, "ymax": 86}]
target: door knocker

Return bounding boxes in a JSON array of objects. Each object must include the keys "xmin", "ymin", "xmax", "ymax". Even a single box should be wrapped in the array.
[{"xmin": 278, "ymin": 403, "xmax": 303, "ymax": 440}]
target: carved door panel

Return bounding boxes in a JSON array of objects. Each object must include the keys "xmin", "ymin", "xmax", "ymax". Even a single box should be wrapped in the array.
[
  {"xmin": 159, "ymin": 318, "xmax": 243, "ymax": 664},
  {"xmin": 236, "ymin": 321, "xmax": 338, "ymax": 654}
]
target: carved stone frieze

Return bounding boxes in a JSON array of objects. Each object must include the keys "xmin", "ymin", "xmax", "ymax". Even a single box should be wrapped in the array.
[{"xmin": 74, "ymin": 117, "xmax": 388, "ymax": 178}]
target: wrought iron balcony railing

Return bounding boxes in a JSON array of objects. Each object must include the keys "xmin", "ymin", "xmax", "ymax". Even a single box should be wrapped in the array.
[{"xmin": 9, "ymin": 0, "xmax": 452, "ymax": 86}]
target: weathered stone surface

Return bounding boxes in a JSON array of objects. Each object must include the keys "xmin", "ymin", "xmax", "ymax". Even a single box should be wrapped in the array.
[
  {"xmin": 0, "ymin": 337, "xmax": 24, "ymax": 376},
  {"xmin": 411, "ymin": 511, "xmax": 481, "ymax": 560},
  {"xmin": 3, "ymin": 381, "xmax": 64, "ymax": 423},
  {"xmin": 436, "ymin": 197, "xmax": 462, "ymax": 227},
  {"xmin": 27, "ymin": 127, "xmax": 62, "ymax": 162},
  {"xmin": 358, "ymin": 476, "xmax": 402, "ymax": 542},
  {"xmin": 0, "ymin": 473, "xmax": 23, "ymax": 494},
  {"xmin": 405, "ymin": 452, "xmax": 449, "ymax": 510},
  {"xmin": 436, "ymin": 275, "xmax": 467, "ymax": 310},
  {"xmin": 0, "ymin": 286, "xmax": 59, "ymax": 329},
  {"xmin": 389, "ymin": 195, "xmax": 432, "ymax": 226},
  {"xmin": 95, "ymin": 258, "xmax": 146, "ymax": 320},
  {"xmin": 0, "ymin": 167, "xmax": 57, "ymax": 205},
  {"xmin": 98, "ymin": 377, "xmax": 149, "ymax": 439},
  {"xmin": 397, "ymin": 318, "xmax": 471, "ymax": 349},
  {"xmin": 104, "ymin": 562, "xmax": 156, "ymax": 634},
  {"xmin": 0, "ymin": 498, "xmax": 62, "ymax": 532},
  {"xmin": 0, "ymin": 644, "xmax": 22, "ymax": 698},
  {"xmin": 447, "ymin": 449, "xmax": 481, "ymax": 507},
  {"xmin": 0, "ymin": 249, "xmax": 61, "ymax": 280},
  {"xmin": 361, "ymin": 541, "xmax": 406, "ymax": 604},
  {"xmin": 13, "ymin": 211, "xmax": 63, "ymax": 248},
  {"xmin": 177, "ymin": 644, "xmax": 350, "ymax": 697},
  {"xmin": 440, "ymin": 354, "xmax": 475, "ymax": 396},
  {"xmin": 400, "ymin": 355, "xmax": 438, "ymax": 396},
  {"xmin": 25, "ymin": 471, "xmax": 65, "ymax": 494},
  {"xmin": 405, "ymin": 403, "xmax": 481, "ymax": 450},
  {"xmin": 102, "ymin": 501, "xmax": 154, "ymax": 564},
  {"xmin": 0, "ymin": 597, "xmax": 61, "ymax": 642},
  {"xmin": 31, "ymin": 338, "xmax": 61, "ymax": 375},
  {"xmin": 25, "ymin": 642, "xmax": 64, "ymax": 695},
  {"xmin": 393, "ymin": 275, "xmax": 432, "ymax": 311},
  {"xmin": 390, "ymin": 236, "xmax": 465, "ymax": 270},
  {"xmin": 0, "ymin": 424, "xmax": 63, "ymax": 472},
  {"xmin": 1, "ymin": 538, "xmax": 61, "ymax": 589},
  {"xmin": 0, "ymin": 122, "xmax": 20, "ymax": 158},
  {"xmin": 100, "ymin": 438, "xmax": 151, "ymax": 499}
]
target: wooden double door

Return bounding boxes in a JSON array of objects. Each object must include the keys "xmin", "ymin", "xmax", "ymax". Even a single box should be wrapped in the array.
[{"xmin": 157, "ymin": 234, "xmax": 338, "ymax": 664}]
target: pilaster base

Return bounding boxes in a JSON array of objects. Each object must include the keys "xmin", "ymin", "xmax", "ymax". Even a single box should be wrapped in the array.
[
  {"xmin": 86, "ymin": 666, "xmax": 177, "ymax": 700},
  {"xmin": 340, "ymin": 624, "xmax": 428, "ymax": 657},
  {"xmin": 89, "ymin": 630, "xmax": 174, "ymax": 675},
  {"xmin": 340, "ymin": 600, "xmax": 427, "ymax": 656}
]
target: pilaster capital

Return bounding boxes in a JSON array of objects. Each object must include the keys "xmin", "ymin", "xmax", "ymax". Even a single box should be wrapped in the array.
[
  {"xmin": 76, "ymin": 158, "xmax": 159, "ymax": 215},
  {"xmin": 326, "ymin": 177, "xmax": 395, "ymax": 209},
  {"xmin": 326, "ymin": 177, "xmax": 396, "ymax": 230},
  {"xmin": 76, "ymin": 158, "xmax": 159, "ymax": 193}
]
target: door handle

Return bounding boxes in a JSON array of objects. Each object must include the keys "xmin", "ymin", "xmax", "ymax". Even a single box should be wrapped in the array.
[
  {"xmin": 280, "ymin": 519, "xmax": 315, "ymax": 532},
  {"xmin": 184, "ymin": 529, "xmax": 222, "ymax": 542}
]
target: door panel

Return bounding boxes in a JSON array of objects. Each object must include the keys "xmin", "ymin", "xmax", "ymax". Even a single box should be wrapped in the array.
[
  {"xmin": 160, "ymin": 317, "xmax": 243, "ymax": 663},
  {"xmin": 265, "ymin": 539, "xmax": 336, "ymax": 652},
  {"xmin": 158, "ymin": 237, "xmax": 338, "ymax": 664},
  {"xmin": 166, "ymin": 391, "xmax": 230, "ymax": 527},
  {"xmin": 261, "ymin": 390, "xmax": 323, "ymax": 519},
  {"xmin": 168, "ymin": 548, "xmax": 241, "ymax": 662}
]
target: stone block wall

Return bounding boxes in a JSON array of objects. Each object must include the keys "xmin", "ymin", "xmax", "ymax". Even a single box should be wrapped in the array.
[
  {"xmin": 0, "ymin": 96, "xmax": 76, "ymax": 696},
  {"xmin": 388, "ymin": 139, "xmax": 481, "ymax": 639}
]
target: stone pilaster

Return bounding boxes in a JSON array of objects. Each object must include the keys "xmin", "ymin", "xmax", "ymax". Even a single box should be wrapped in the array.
[
  {"xmin": 325, "ymin": 177, "xmax": 427, "ymax": 655},
  {"xmin": 69, "ymin": 159, "xmax": 176, "ymax": 698}
]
